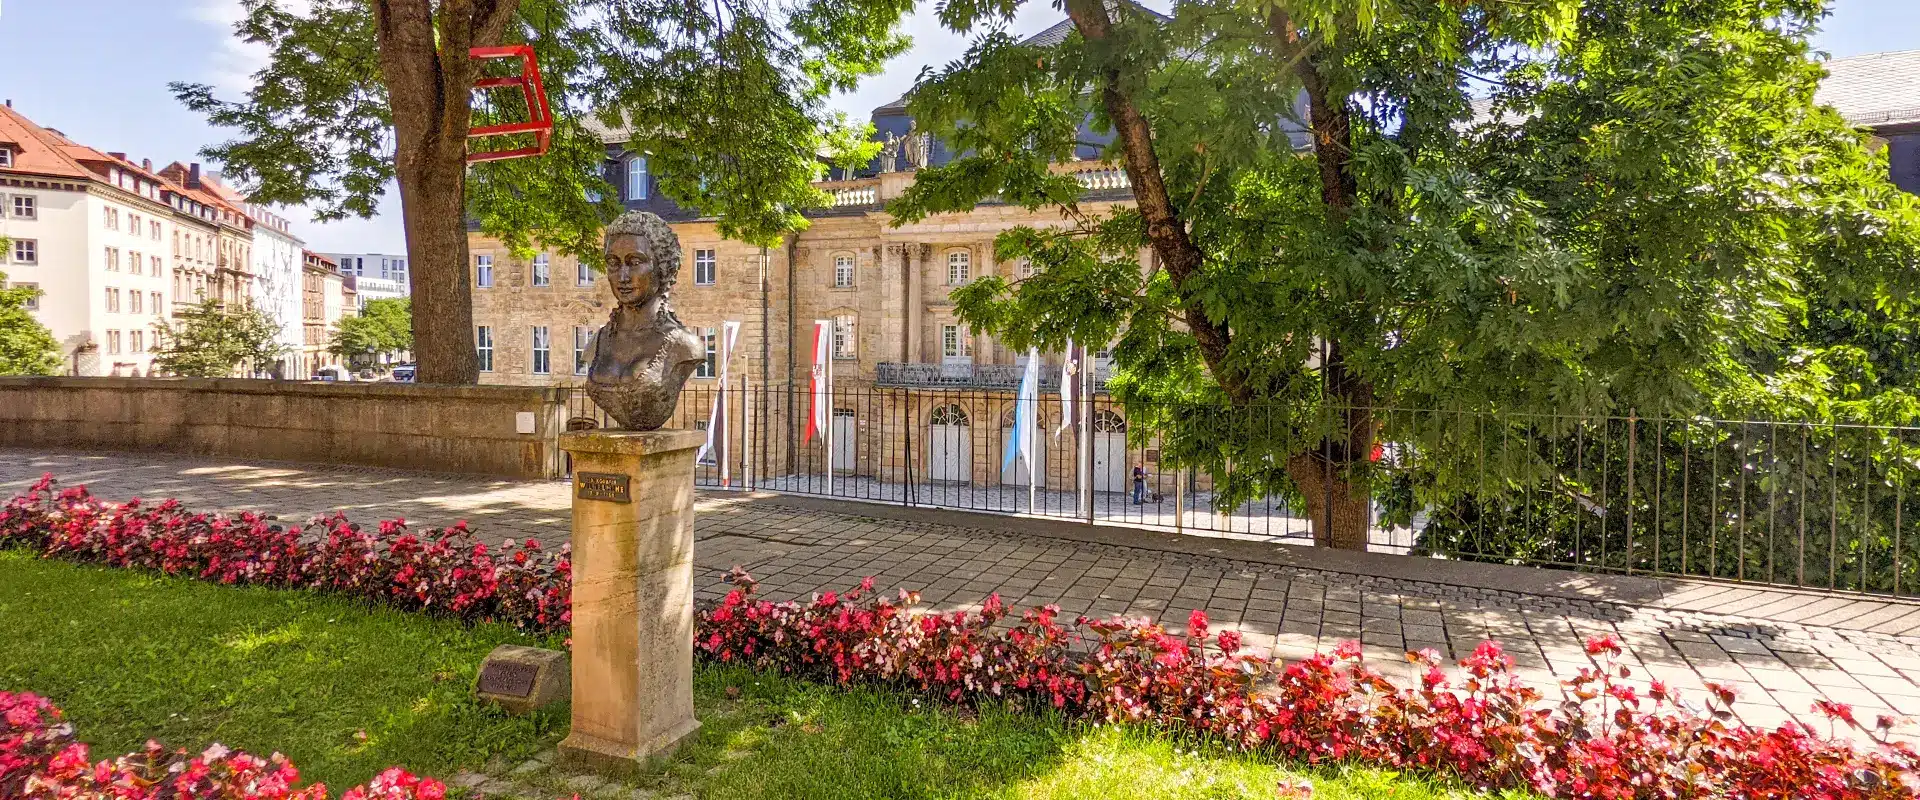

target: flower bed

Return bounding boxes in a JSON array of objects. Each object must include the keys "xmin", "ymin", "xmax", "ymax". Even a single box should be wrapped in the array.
[
  {"xmin": 0, "ymin": 475, "xmax": 570, "ymax": 633},
  {"xmin": 1, "ymin": 690, "xmax": 454, "ymax": 800},
  {"xmin": 701, "ymin": 570, "xmax": 1920, "ymax": 800},
  {"xmin": 7, "ymin": 474, "xmax": 1920, "ymax": 799}
]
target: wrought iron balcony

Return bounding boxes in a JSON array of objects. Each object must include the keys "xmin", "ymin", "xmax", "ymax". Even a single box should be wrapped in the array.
[{"xmin": 874, "ymin": 361, "xmax": 1108, "ymax": 392}]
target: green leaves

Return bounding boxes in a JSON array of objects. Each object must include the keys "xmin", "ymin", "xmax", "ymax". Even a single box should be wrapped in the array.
[
  {"xmin": 177, "ymin": 0, "xmax": 919, "ymax": 251},
  {"xmin": 329, "ymin": 298, "xmax": 413, "ymax": 358},
  {"xmin": 151, "ymin": 300, "xmax": 286, "ymax": 378},
  {"xmin": 0, "ymin": 270, "xmax": 61, "ymax": 377},
  {"xmin": 904, "ymin": 0, "xmax": 1920, "ymax": 517}
]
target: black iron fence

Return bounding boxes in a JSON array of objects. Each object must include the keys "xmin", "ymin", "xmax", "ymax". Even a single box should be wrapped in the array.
[{"xmin": 559, "ymin": 383, "xmax": 1920, "ymax": 598}]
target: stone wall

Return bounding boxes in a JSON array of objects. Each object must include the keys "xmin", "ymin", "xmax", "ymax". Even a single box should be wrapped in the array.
[{"xmin": 0, "ymin": 377, "xmax": 569, "ymax": 479}]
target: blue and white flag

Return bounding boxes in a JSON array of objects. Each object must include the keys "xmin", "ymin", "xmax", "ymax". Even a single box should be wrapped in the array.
[{"xmin": 1005, "ymin": 348, "xmax": 1041, "ymax": 475}]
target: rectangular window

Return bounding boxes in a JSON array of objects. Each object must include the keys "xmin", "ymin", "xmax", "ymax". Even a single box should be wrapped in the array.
[
  {"xmin": 947, "ymin": 250, "xmax": 970, "ymax": 285},
  {"xmin": 107, "ymin": 330, "xmax": 121, "ymax": 354},
  {"xmin": 10, "ymin": 195, "xmax": 34, "ymax": 219},
  {"xmin": 130, "ymin": 251, "xmax": 141, "ymax": 274},
  {"xmin": 12, "ymin": 282, "xmax": 38, "ymax": 311},
  {"xmin": 380, "ymin": 258, "xmax": 391, "ymax": 279},
  {"xmin": 130, "ymin": 330, "xmax": 144, "ymax": 353},
  {"xmin": 9, "ymin": 239, "xmax": 34, "ymax": 265},
  {"xmin": 833, "ymin": 315, "xmax": 856, "ymax": 359},
  {"xmin": 942, "ymin": 324, "xmax": 972, "ymax": 357},
  {"xmin": 834, "ymin": 255, "xmax": 855, "ymax": 288},
  {"xmin": 151, "ymin": 256, "xmax": 162, "ymax": 276},
  {"xmin": 532, "ymin": 253, "xmax": 551, "ymax": 286},
  {"xmin": 627, "ymin": 156, "xmax": 649, "ymax": 200},
  {"xmin": 475, "ymin": 326, "xmax": 494, "ymax": 372},
  {"xmin": 150, "ymin": 220, "xmax": 161, "ymax": 241},
  {"xmin": 574, "ymin": 326, "xmax": 592, "ymax": 375},
  {"xmin": 577, "ymin": 258, "xmax": 595, "ymax": 287},
  {"xmin": 0, "ymin": 149, "xmax": 10, "ymax": 167},
  {"xmin": 129, "ymin": 214, "xmax": 141, "ymax": 234},
  {"xmin": 694, "ymin": 249, "xmax": 716, "ymax": 286},
  {"xmin": 695, "ymin": 327, "xmax": 717, "ymax": 378},
  {"xmin": 150, "ymin": 292, "xmax": 162, "ymax": 315},
  {"xmin": 104, "ymin": 207, "xmax": 118, "ymax": 230},
  {"xmin": 530, "ymin": 326, "xmax": 550, "ymax": 374},
  {"xmin": 106, "ymin": 248, "xmax": 120, "ymax": 271},
  {"xmin": 475, "ymin": 255, "xmax": 494, "ymax": 287},
  {"xmin": 105, "ymin": 288, "xmax": 120, "ymax": 313},
  {"xmin": 130, "ymin": 291, "xmax": 143, "ymax": 314}
]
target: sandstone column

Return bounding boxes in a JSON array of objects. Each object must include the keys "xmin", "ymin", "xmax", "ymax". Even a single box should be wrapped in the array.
[{"xmin": 557, "ymin": 429, "xmax": 707, "ymax": 775}]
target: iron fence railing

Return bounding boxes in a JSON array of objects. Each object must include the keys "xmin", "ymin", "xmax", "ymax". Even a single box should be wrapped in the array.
[{"xmin": 557, "ymin": 383, "xmax": 1920, "ymax": 598}]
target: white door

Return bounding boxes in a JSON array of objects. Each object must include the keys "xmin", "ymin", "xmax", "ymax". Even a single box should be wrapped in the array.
[
  {"xmin": 832, "ymin": 409, "xmax": 856, "ymax": 472},
  {"xmin": 929, "ymin": 404, "xmax": 970, "ymax": 482},
  {"xmin": 1001, "ymin": 425, "xmax": 1046, "ymax": 488},
  {"xmin": 1091, "ymin": 410, "xmax": 1129, "ymax": 493}
]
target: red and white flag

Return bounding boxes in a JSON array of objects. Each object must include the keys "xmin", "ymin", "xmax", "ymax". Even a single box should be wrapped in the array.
[
  {"xmin": 803, "ymin": 319, "xmax": 832, "ymax": 443},
  {"xmin": 698, "ymin": 321, "xmax": 741, "ymax": 484}
]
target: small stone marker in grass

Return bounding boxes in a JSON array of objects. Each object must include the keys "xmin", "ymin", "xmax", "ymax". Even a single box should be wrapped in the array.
[{"xmin": 474, "ymin": 644, "xmax": 570, "ymax": 714}]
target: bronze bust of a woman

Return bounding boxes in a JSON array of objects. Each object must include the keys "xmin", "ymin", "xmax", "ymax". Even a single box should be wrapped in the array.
[{"xmin": 583, "ymin": 212, "xmax": 706, "ymax": 430}]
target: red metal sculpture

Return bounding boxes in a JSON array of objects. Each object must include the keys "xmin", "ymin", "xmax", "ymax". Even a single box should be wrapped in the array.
[{"xmin": 467, "ymin": 45, "xmax": 553, "ymax": 163}]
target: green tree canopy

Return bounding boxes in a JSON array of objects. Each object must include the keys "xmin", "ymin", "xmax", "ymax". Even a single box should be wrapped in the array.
[
  {"xmin": 0, "ymin": 268, "xmax": 62, "ymax": 377},
  {"xmin": 172, "ymin": 0, "xmax": 910, "ymax": 383},
  {"xmin": 152, "ymin": 300, "xmax": 286, "ymax": 379},
  {"xmin": 893, "ymin": 0, "xmax": 1920, "ymax": 548},
  {"xmin": 329, "ymin": 298, "xmax": 413, "ymax": 359}
]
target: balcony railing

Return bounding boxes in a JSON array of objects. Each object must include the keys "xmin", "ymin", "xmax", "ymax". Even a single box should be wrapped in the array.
[{"xmin": 875, "ymin": 361, "xmax": 1109, "ymax": 392}]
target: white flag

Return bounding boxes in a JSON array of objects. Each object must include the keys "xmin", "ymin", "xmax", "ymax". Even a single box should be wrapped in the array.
[
  {"xmin": 1057, "ymin": 340, "xmax": 1084, "ymax": 438},
  {"xmin": 698, "ymin": 321, "xmax": 742, "ymax": 482},
  {"xmin": 1008, "ymin": 348, "xmax": 1041, "ymax": 474}
]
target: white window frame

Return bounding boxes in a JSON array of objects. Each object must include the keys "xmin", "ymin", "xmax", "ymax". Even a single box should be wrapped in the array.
[
  {"xmin": 577, "ymin": 258, "xmax": 595, "ymax": 287},
  {"xmin": 476, "ymin": 325, "xmax": 495, "ymax": 372},
  {"xmin": 531, "ymin": 253, "xmax": 551, "ymax": 286},
  {"xmin": 834, "ymin": 254, "xmax": 855, "ymax": 288},
  {"xmin": 10, "ymin": 194, "xmax": 34, "ymax": 219},
  {"xmin": 475, "ymin": 254, "xmax": 494, "ymax": 287},
  {"xmin": 627, "ymin": 155, "xmax": 649, "ymax": 200},
  {"xmin": 947, "ymin": 249, "xmax": 970, "ymax": 285},
  {"xmin": 833, "ymin": 314, "xmax": 856, "ymax": 359},
  {"xmin": 130, "ymin": 330, "xmax": 144, "ymax": 353},
  {"xmin": 941, "ymin": 324, "xmax": 972, "ymax": 357},
  {"xmin": 150, "ymin": 291, "xmax": 162, "ymax": 315},
  {"xmin": 12, "ymin": 282, "xmax": 39, "ymax": 311},
  {"xmin": 531, "ymin": 325, "xmax": 551, "ymax": 375},
  {"xmin": 130, "ymin": 290, "xmax": 142, "ymax": 314},
  {"xmin": 10, "ymin": 239, "xmax": 35, "ymax": 265},
  {"xmin": 574, "ymin": 326, "xmax": 592, "ymax": 375},
  {"xmin": 695, "ymin": 327, "xmax": 717, "ymax": 377},
  {"xmin": 694, "ymin": 249, "xmax": 716, "ymax": 286},
  {"xmin": 0, "ymin": 148, "xmax": 11, "ymax": 167}
]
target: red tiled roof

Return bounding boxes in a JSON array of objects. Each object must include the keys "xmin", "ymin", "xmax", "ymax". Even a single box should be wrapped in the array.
[{"xmin": 0, "ymin": 103, "xmax": 95, "ymax": 180}]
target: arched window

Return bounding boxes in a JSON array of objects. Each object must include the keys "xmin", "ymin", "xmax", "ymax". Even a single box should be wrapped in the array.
[
  {"xmin": 626, "ymin": 155, "xmax": 649, "ymax": 200},
  {"xmin": 946, "ymin": 249, "xmax": 970, "ymax": 285},
  {"xmin": 1092, "ymin": 409, "xmax": 1127, "ymax": 434},
  {"xmin": 930, "ymin": 404, "xmax": 970, "ymax": 427}
]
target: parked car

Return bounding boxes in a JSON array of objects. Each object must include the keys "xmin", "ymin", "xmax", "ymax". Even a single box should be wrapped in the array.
[
  {"xmin": 390, "ymin": 365, "xmax": 416, "ymax": 383},
  {"xmin": 313, "ymin": 365, "xmax": 351, "ymax": 382}
]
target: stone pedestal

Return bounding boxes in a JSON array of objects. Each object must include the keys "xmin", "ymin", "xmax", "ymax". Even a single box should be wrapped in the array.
[{"xmin": 556, "ymin": 429, "xmax": 707, "ymax": 775}]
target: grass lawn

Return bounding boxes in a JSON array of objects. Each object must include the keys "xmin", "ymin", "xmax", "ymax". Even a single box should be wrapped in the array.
[{"xmin": 0, "ymin": 550, "xmax": 1531, "ymax": 799}]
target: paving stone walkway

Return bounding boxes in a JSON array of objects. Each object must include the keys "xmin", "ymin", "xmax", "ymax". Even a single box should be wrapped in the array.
[{"xmin": 8, "ymin": 448, "xmax": 1920, "ymax": 744}]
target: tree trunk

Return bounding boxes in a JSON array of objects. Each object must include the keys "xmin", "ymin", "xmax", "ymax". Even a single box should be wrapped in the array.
[
  {"xmin": 1061, "ymin": 0, "xmax": 1244, "ymax": 403},
  {"xmin": 1287, "ymin": 452, "xmax": 1371, "ymax": 550},
  {"xmin": 373, "ymin": 0, "xmax": 520, "ymax": 385}
]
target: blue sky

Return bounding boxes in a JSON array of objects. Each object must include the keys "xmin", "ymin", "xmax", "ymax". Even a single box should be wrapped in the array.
[{"xmin": 0, "ymin": 0, "xmax": 1913, "ymax": 254}]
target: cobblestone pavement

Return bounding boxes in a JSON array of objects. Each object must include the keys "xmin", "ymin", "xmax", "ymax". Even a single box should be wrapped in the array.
[{"xmin": 8, "ymin": 448, "xmax": 1920, "ymax": 743}]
